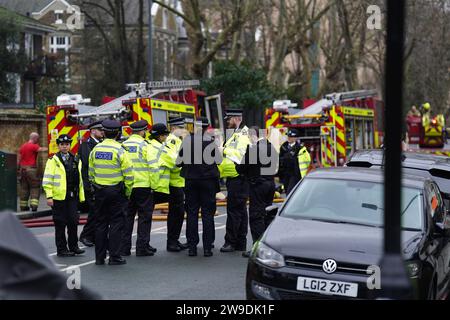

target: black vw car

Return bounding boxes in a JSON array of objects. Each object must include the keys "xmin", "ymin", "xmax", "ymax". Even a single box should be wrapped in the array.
[{"xmin": 246, "ymin": 168, "xmax": 450, "ymax": 300}]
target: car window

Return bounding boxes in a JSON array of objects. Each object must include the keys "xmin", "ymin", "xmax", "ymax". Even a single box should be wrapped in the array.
[{"xmin": 282, "ymin": 178, "xmax": 423, "ymax": 230}]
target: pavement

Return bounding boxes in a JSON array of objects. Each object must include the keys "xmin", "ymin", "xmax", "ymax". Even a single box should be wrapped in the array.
[{"xmin": 31, "ymin": 206, "xmax": 250, "ymax": 300}]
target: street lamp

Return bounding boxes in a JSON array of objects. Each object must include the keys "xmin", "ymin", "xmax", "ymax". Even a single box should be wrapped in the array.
[
  {"xmin": 147, "ymin": 0, "xmax": 153, "ymax": 81},
  {"xmin": 379, "ymin": 0, "xmax": 413, "ymax": 299}
]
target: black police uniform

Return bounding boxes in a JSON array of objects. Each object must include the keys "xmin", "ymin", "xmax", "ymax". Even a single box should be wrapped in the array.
[
  {"xmin": 167, "ymin": 117, "xmax": 188, "ymax": 252},
  {"xmin": 121, "ymin": 120, "xmax": 155, "ymax": 256},
  {"xmin": 236, "ymin": 139, "xmax": 278, "ymax": 243},
  {"xmin": 222, "ymin": 113, "xmax": 249, "ymax": 252},
  {"xmin": 52, "ymin": 136, "xmax": 82, "ymax": 255},
  {"xmin": 178, "ymin": 118, "xmax": 222, "ymax": 256},
  {"xmin": 279, "ymin": 138, "xmax": 302, "ymax": 195},
  {"xmin": 78, "ymin": 120, "xmax": 102, "ymax": 245},
  {"xmin": 92, "ymin": 120, "xmax": 129, "ymax": 265}
]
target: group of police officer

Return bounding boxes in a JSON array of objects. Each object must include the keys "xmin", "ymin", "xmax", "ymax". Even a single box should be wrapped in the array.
[{"xmin": 42, "ymin": 109, "xmax": 311, "ymax": 264}]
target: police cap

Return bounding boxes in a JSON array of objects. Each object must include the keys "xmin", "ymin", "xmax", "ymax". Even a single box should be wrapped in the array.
[
  {"xmin": 56, "ymin": 134, "xmax": 72, "ymax": 144},
  {"xmin": 224, "ymin": 109, "xmax": 243, "ymax": 119},
  {"xmin": 198, "ymin": 116, "xmax": 210, "ymax": 128},
  {"xmin": 130, "ymin": 120, "xmax": 148, "ymax": 132},
  {"xmin": 168, "ymin": 117, "xmax": 186, "ymax": 127},
  {"xmin": 102, "ymin": 119, "xmax": 121, "ymax": 132},
  {"xmin": 88, "ymin": 120, "xmax": 103, "ymax": 130},
  {"xmin": 150, "ymin": 123, "xmax": 170, "ymax": 137},
  {"xmin": 287, "ymin": 128, "xmax": 300, "ymax": 137}
]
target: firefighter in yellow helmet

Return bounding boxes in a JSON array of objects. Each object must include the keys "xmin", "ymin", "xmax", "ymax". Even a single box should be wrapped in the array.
[
  {"xmin": 421, "ymin": 102, "xmax": 431, "ymax": 127},
  {"xmin": 219, "ymin": 109, "xmax": 251, "ymax": 253},
  {"xmin": 121, "ymin": 120, "xmax": 157, "ymax": 257},
  {"xmin": 43, "ymin": 134, "xmax": 85, "ymax": 257},
  {"xmin": 89, "ymin": 120, "xmax": 134, "ymax": 266}
]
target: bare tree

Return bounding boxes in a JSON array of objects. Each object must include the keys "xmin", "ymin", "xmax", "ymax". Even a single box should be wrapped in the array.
[{"xmin": 154, "ymin": 0, "xmax": 262, "ymax": 78}]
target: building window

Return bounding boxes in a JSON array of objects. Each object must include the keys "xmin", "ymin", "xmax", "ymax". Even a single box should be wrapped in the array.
[
  {"xmin": 57, "ymin": 37, "xmax": 66, "ymax": 45},
  {"xmin": 51, "ymin": 37, "xmax": 54, "ymax": 45}
]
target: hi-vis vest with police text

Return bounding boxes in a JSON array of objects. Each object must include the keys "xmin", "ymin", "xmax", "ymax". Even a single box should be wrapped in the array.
[
  {"xmin": 88, "ymin": 138, "xmax": 134, "ymax": 197},
  {"xmin": 122, "ymin": 134, "xmax": 156, "ymax": 189},
  {"xmin": 298, "ymin": 146, "xmax": 311, "ymax": 179},
  {"xmin": 166, "ymin": 133, "xmax": 185, "ymax": 188},
  {"xmin": 218, "ymin": 126, "xmax": 250, "ymax": 178},
  {"xmin": 43, "ymin": 154, "xmax": 85, "ymax": 202},
  {"xmin": 147, "ymin": 138, "xmax": 174, "ymax": 194}
]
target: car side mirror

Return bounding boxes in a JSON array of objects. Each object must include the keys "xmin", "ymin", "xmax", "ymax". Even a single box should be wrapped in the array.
[
  {"xmin": 265, "ymin": 205, "xmax": 279, "ymax": 218},
  {"xmin": 264, "ymin": 205, "xmax": 279, "ymax": 227}
]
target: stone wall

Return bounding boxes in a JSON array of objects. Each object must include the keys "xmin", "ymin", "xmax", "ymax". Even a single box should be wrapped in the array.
[{"xmin": 0, "ymin": 109, "xmax": 48, "ymax": 174}]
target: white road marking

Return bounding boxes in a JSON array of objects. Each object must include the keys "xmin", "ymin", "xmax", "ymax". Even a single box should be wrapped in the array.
[{"xmin": 58, "ymin": 217, "xmax": 228, "ymax": 271}]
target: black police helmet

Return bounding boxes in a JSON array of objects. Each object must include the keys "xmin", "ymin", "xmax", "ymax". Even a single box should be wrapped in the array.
[
  {"xmin": 150, "ymin": 123, "xmax": 170, "ymax": 137},
  {"xmin": 56, "ymin": 134, "xmax": 72, "ymax": 144}
]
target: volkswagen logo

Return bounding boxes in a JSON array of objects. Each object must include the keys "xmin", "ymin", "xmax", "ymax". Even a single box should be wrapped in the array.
[{"xmin": 322, "ymin": 259, "xmax": 337, "ymax": 274}]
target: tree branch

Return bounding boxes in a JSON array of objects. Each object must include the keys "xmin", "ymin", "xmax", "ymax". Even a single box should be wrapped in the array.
[{"xmin": 153, "ymin": 0, "xmax": 196, "ymax": 28}]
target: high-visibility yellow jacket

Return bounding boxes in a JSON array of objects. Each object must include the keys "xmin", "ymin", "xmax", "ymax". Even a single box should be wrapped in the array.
[
  {"xmin": 43, "ymin": 154, "xmax": 85, "ymax": 202},
  {"xmin": 219, "ymin": 126, "xmax": 250, "ymax": 178},
  {"xmin": 166, "ymin": 133, "xmax": 185, "ymax": 188},
  {"xmin": 298, "ymin": 146, "xmax": 311, "ymax": 179},
  {"xmin": 122, "ymin": 134, "xmax": 156, "ymax": 189},
  {"xmin": 147, "ymin": 138, "xmax": 173, "ymax": 194},
  {"xmin": 88, "ymin": 138, "xmax": 134, "ymax": 197}
]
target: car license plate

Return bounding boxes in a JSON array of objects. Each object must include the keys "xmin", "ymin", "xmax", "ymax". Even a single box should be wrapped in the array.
[{"xmin": 297, "ymin": 277, "xmax": 358, "ymax": 297}]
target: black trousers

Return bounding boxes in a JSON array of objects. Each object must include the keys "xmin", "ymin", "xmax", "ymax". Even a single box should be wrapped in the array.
[
  {"xmin": 94, "ymin": 184, "xmax": 127, "ymax": 260},
  {"xmin": 52, "ymin": 197, "xmax": 79, "ymax": 252},
  {"xmin": 185, "ymin": 179, "xmax": 217, "ymax": 250},
  {"xmin": 167, "ymin": 186, "xmax": 185, "ymax": 245},
  {"xmin": 122, "ymin": 187, "xmax": 154, "ymax": 252},
  {"xmin": 249, "ymin": 179, "xmax": 276, "ymax": 243},
  {"xmin": 224, "ymin": 176, "xmax": 249, "ymax": 249},
  {"xmin": 282, "ymin": 174, "xmax": 300, "ymax": 196},
  {"xmin": 79, "ymin": 187, "xmax": 96, "ymax": 242}
]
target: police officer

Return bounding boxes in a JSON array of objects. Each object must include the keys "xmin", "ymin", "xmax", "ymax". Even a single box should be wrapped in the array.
[
  {"xmin": 43, "ymin": 134, "xmax": 85, "ymax": 257},
  {"xmin": 147, "ymin": 123, "xmax": 172, "ymax": 204},
  {"xmin": 79, "ymin": 120, "xmax": 104, "ymax": 247},
  {"xmin": 166, "ymin": 117, "xmax": 189, "ymax": 252},
  {"xmin": 279, "ymin": 128, "xmax": 303, "ymax": 195},
  {"xmin": 236, "ymin": 126, "xmax": 278, "ymax": 257},
  {"xmin": 178, "ymin": 117, "xmax": 222, "ymax": 257},
  {"xmin": 219, "ymin": 109, "xmax": 251, "ymax": 253},
  {"xmin": 121, "ymin": 120, "xmax": 157, "ymax": 257},
  {"xmin": 89, "ymin": 120, "xmax": 133, "ymax": 265}
]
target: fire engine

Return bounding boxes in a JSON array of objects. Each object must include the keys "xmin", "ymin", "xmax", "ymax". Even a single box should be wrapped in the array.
[
  {"xmin": 265, "ymin": 90, "xmax": 384, "ymax": 167},
  {"xmin": 46, "ymin": 80, "xmax": 224, "ymax": 156},
  {"xmin": 406, "ymin": 106, "xmax": 447, "ymax": 150}
]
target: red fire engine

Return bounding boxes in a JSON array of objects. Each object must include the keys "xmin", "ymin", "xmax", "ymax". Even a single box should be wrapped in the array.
[
  {"xmin": 46, "ymin": 80, "xmax": 224, "ymax": 156},
  {"xmin": 265, "ymin": 90, "xmax": 384, "ymax": 167}
]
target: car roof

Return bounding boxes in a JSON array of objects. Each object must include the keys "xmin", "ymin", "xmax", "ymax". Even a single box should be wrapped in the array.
[
  {"xmin": 347, "ymin": 149, "xmax": 450, "ymax": 173},
  {"xmin": 307, "ymin": 167, "xmax": 429, "ymax": 189}
]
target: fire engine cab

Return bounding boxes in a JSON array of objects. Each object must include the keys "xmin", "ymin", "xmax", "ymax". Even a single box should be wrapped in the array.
[
  {"xmin": 265, "ymin": 90, "xmax": 384, "ymax": 167},
  {"xmin": 46, "ymin": 80, "xmax": 224, "ymax": 156}
]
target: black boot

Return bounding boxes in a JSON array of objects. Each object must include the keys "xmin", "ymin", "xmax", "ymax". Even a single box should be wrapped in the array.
[
  {"xmin": 108, "ymin": 257, "xmax": 127, "ymax": 265},
  {"xmin": 136, "ymin": 248, "xmax": 154, "ymax": 256},
  {"xmin": 70, "ymin": 247, "xmax": 85, "ymax": 255},
  {"xmin": 204, "ymin": 249, "xmax": 213, "ymax": 257},
  {"xmin": 188, "ymin": 247, "xmax": 197, "ymax": 256},
  {"xmin": 57, "ymin": 249, "xmax": 75, "ymax": 257}
]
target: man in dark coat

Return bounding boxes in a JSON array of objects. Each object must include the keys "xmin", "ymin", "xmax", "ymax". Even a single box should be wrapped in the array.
[
  {"xmin": 236, "ymin": 126, "xmax": 278, "ymax": 257},
  {"xmin": 177, "ymin": 117, "xmax": 222, "ymax": 257},
  {"xmin": 78, "ymin": 120, "xmax": 104, "ymax": 247}
]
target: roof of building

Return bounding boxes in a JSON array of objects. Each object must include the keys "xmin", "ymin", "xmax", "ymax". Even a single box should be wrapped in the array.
[{"xmin": 0, "ymin": 5, "xmax": 55, "ymax": 33}]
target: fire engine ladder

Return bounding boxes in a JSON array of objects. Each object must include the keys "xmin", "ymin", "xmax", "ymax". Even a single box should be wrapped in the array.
[
  {"xmin": 68, "ymin": 80, "xmax": 201, "ymax": 120},
  {"xmin": 325, "ymin": 89, "xmax": 377, "ymax": 105}
]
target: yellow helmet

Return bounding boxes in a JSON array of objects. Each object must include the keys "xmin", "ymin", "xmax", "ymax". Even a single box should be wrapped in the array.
[{"xmin": 423, "ymin": 102, "xmax": 431, "ymax": 111}]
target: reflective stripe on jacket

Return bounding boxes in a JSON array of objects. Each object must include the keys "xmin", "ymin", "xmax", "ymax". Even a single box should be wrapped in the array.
[
  {"xmin": 88, "ymin": 139, "xmax": 134, "ymax": 197},
  {"xmin": 43, "ymin": 155, "xmax": 85, "ymax": 202},
  {"xmin": 122, "ymin": 134, "xmax": 154, "ymax": 189},
  {"xmin": 148, "ymin": 139, "xmax": 173, "ymax": 194},
  {"xmin": 218, "ymin": 126, "xmax": 250, "ymax": 178},
  {"xmin": 166, "ymin": 133, "xmax": 185, "ymax": 188},
  {"xmin": 297, "ymin": 146, "xmax": 311, "ymax": 179}
]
